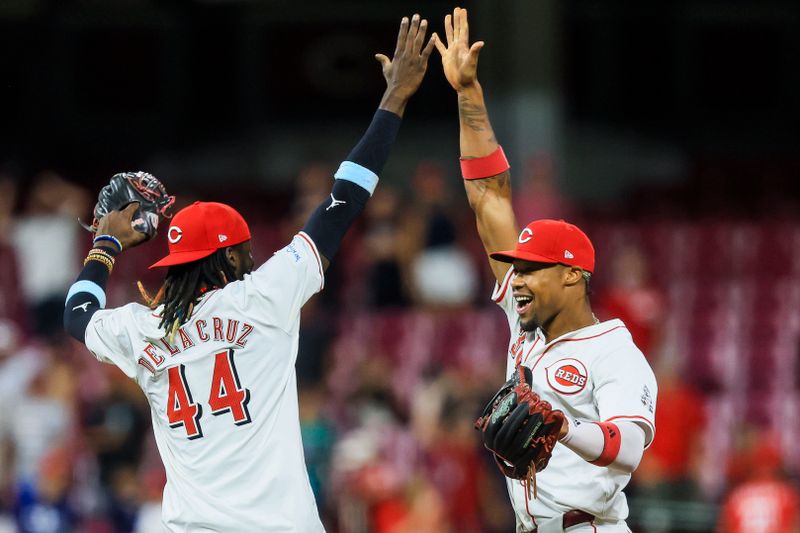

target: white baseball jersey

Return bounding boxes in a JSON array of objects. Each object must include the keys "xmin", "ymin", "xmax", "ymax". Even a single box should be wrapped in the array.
[
  {"xmin": 84, "ymin": 233, "xmax": 326, "ymax": 532},
  {"xmin": 492, "ymin": 268, "xmax": 657, "ymax": 531}
]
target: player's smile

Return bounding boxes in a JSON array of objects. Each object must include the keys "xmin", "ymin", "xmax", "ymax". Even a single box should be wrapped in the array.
[{"xmin": 514, "ymin": 292, "xmax": 534, "ymax": 316}]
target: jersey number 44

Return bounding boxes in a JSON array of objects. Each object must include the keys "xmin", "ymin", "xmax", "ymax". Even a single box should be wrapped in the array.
[{"xmin": 167, "ymin": 349, "xmax": 252, "ymax": 439}]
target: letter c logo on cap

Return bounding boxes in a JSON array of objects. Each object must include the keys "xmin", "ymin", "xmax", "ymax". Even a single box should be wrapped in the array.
[
  {"xmin": 518, "ymin": 228, "xmax": 533, "ymax": 244},
  {"xmin": 168, "ymin": 226, "xmax": 183, "ymax": 244}
]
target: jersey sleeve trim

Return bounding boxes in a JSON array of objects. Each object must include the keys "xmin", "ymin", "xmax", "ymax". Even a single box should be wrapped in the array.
[
  {"xmin": 492, "ymin": 267, "xmax": 514, "ymax": 303},
  {"xmin": 605, "ymin": 415, "xmax": 656, "ymax": 448},
  {"xmin": 298, "ymin": 231, "xmax": 324, "ymax": 291}
]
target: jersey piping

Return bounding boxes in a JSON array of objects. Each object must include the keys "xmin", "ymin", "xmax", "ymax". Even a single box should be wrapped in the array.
[
  {"xmin": 529, "ymin": 324, "xmax": 628, "ymax": 371},
  {"xmin": 298, "ymin": 231, "xmax": 324, "ymax": 291},
  {"xmin": 492, "ymin": 267, "xmax": 514, "ymax": 303}
]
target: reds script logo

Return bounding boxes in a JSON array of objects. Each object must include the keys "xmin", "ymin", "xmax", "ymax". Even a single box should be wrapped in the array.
[{"xmin": 545, "ymin": 358, "xmax": 588, "ymax": 395}]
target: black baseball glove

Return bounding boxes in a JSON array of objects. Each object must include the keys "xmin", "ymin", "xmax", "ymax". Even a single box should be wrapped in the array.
[
  {"xmin": 81, "ymin": 171, "xmax": 174, "ymax": 240},
  {"xmin": 475, "ymin": 365, "xmax": 565, "ymax": 480}
]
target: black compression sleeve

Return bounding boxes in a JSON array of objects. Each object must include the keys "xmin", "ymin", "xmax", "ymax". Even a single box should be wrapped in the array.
[
  {"xmin": 301, "ymin": 108, "xmax": 402, "ymax": 263},
  {"xmin": 63, "ymin": 247, "xmax": 118, "ymax": 343},
  {"xmin": 302, "ymin": 179, "xmax": 370, "ymax": 262},
  {"xmin": 345, "ymin": 109, "xmax": 402, "ymax": 175}
]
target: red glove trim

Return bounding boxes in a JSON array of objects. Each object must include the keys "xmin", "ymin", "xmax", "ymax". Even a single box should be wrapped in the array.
[
  {"xmin": 589, "ymin": 422, "xmax": 621, "ymax": 467},
  {"xmin": 460, "ymin": 146, "xmax": 510, "ymax": 180}
]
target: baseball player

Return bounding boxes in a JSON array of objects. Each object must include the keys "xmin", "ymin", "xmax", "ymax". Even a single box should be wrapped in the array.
[
  {"xmin": 434, "ymin": 8, "xmax": 658, "ymax": 532},
  {"xmin": 63, "ymin": 15, "xmax": 436, "ymax": 532}
]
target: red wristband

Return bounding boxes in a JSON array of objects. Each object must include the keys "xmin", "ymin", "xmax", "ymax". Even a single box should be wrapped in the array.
[
  {"xmin": 589, "ymin": 422, "xmax": 621, "ymax": 467},
  {"xmin": 460, "ymin": 146, "xmax": 510, "ymax": 180}
]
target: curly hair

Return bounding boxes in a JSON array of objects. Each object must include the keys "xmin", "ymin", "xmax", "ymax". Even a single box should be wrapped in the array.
[{"xmin": 139, "ymin": 248, "xmax": 238, "ymax": 340}]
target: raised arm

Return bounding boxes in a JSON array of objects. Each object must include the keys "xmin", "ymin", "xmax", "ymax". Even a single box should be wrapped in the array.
[
  {"xmin": 302, "ymin": 14, "xmax": 436, "ymax": 271},
  {"xmin": 434, "ymin": 7, "xmax": 518, "ymax": 284},
  {"xmin": 64, "ymin": 204, "xmax": 146, "ymax": 343}
]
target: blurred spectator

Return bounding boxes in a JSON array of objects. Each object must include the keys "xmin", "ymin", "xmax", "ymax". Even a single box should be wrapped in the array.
[
  {"xmin": 384, "ymin": 477, "xmax": 451, "ymax": 533},
  {"xmin": 82, "ymin": 368, "xmax": 149, "ymax": 531},
  {"xmin": 634, "ymin": 357, "xmax": 705, "ymax": 501},
  {"xmin": 413, "ymin": 371, "xmax": 485, "ymax": 533},
  {"xmin": 290, "ymin": 162, "xmax": 336, "ymax": 228},
  {"xmin": 0, "ymin": 333, "xmax": 47, "ymax": 522},
  {"xmin": 82, "ymin": 370, "xmax": 148, "ymax": 489},
  {"xmin": 512, "ymin": 152, "xmax": 575, "ymax": 223},
  {"xmin": 362, "ymin": 186, "xmax": 412, "ymax": 308},
  {"xmin": 106, "ymin": 465, "xmax": 140, "ymax": 533},
  {"xmin": 11, "ymin": 172, "xmax": 90, "ymax": 338},
  {"xmin": 404, "ymin": 161, "xmax": 478, "ymax": 307},
  {"xmin": 132, "ymin": 468, "xmax": 165, "ymax": 533},
  {"xmin": 0, "ymin": 171, "xmax": 17, "ymax": 238},
  {"xmin": 717, "ymin": 435, "xmax": 800, "ymax": 533},
  {"xmin": 0, "ymin": 173, "xmax": 28, "ymax": 335},
  {"xmin": 0, "ymin": 325, "xmax": 43, "ymax": 408},
  {"xmin": 297, "ymin": 299, "xmax": 335, "ymax": 388},
  {"xmin": 596, "ymin": 244, "xmax": 665, "ymax": 355},
  {"xmin": 299, "ymin": 385, "xmax": 336, "ymax": 512},
  {"xmin": 14, "ymin": 448, "xmax": 76, "ymax": 533},
  {"xmin": 7, "ymin": 352, "xmax": 74, "ymax": 487},
  {"xmin": 331, "ymin": 356, "xmax": 416, "ymax": 533}
]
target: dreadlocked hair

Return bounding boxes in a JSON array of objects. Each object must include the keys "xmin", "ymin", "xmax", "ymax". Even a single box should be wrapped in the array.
[{"xmin": 138, "ymin": 248, "xmax": 237, "ymax": 342}]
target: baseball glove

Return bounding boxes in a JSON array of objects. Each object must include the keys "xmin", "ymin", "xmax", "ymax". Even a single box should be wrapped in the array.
[
  {"xmin": 81, "ymin": 171, "xmax": 175, "ymax": 240},
  {"xmin": 475, "ymin": 365, "xmax": 565, "ymax": 480}
]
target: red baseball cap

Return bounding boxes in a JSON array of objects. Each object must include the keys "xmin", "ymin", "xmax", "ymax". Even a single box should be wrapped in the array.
[
  {"xmin": 490, "ymin": 219, "xmax": 595, "ymax": 273},
  {"xmin": 150, "ymin": 201, "xmax": 251, "ymax": 268}
]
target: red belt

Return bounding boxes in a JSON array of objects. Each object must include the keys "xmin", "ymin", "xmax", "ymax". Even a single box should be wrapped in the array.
[{"xmin": 531, "ymin": 510, "xmax": 595, "ymax": 532}]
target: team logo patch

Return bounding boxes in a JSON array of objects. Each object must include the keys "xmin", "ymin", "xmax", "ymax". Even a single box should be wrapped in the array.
[
  {"xmin": 545, "ymin": 358, "xmax": 588, "ymax": 395},
  {"xmin": 518, "ymin": 228, "xmax": 533, "ymax": 244},
  {"xmin": 168, "ymin": 226, "xmax": 183, "ymax": 244}
]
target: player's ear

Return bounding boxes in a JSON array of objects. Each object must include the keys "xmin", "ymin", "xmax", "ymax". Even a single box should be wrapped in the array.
[
  {"xmin": 563, "ymin": 266, "xmax": 583, "ymax": 287},
  {"xmin": 224, "ymin": 246, "xmax": 238, "ymax": 268}
]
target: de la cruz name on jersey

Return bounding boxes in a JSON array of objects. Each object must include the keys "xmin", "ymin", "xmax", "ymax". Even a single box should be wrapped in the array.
[{"xmin": 136, "ymin": 317, "xmax": 255, "ymax": 374}]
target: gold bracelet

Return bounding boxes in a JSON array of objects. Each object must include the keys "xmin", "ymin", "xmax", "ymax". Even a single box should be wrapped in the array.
[
  {"xmin": 88, "ymin": 247, "xmax": 117, "ymax": 257},
  {"xmin": 84, "ymin": 253, "xmax": 114, "ymax": 272},
  {"xmin": 86, "ymin": 256, "xmax": 113, "ymax": 272},
  {"xmin": 86, "ymin": 250, "xmax": 114, "ymax": 262},
  {"xmin": 85, "ymin": 253, "xmax": 114, "ymax": 268}
]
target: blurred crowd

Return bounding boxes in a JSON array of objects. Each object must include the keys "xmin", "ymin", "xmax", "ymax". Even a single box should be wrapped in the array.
[{"xmin": 0, "ymin": 160, "xmax": 799, "ymax": 533}]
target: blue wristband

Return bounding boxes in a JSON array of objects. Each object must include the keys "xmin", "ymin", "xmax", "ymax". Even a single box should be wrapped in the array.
[
  {"xmin": 65, "ymin": 280, "xmax": 106, "ymax": 309},
  {"xmin": 334, "ymin": 162, "xmax": 379, "ymax": 196},
  {"xmin": 93, "ymin": 235, "xmax": 122, "ymax": 252}
]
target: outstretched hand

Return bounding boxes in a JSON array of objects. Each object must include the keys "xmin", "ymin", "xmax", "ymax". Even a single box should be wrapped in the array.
[
  {"xmin": 376, "ymin": 14, "xmax": 437, "ymax": 116},
  {"xmin": 434, "ymin": 6, "xmax": 484, "ymax": 92},
  {"xmin": 94, "ymin": 203, "xmax": 148, "ymax": 252}
]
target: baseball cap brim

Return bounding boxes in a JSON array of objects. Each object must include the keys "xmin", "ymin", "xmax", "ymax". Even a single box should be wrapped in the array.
[
  {"xmin": 149, "ymin": 248, "xmax": 218, "ymax": 269},
  {"xmin": 489, "ymin": 249, "xmax": 562, "ymax": 265}
]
